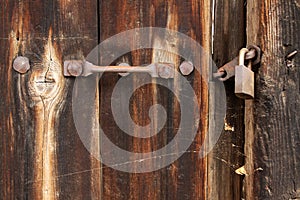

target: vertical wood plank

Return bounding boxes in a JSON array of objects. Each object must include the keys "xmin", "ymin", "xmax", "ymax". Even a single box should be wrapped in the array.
[
  {"xmin": 99, "ymin": 0, "xmax": 212, "ymax": 199},
  {"xmin": 99, "ymin": 1, "xmax": 165, "ymax": 199},
  {"xmin": 1, "ymin": 2, "xmax": 22, "ymax": 198},
  {"xmin": 209, "ymin": 0, "xmax": 246, "ymax": 199},
  {"xmin": 246, "ymin": 0, "xmax": 300, "ymax": 199},
  {"xmin": 0, "ymin": 0, "xmax": 99, "ymax": 199}
]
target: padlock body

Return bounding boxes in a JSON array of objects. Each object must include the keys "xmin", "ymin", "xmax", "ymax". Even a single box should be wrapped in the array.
[{"xmin": 235, "ymin": 65, "xmax": 254, "ymax": 99}]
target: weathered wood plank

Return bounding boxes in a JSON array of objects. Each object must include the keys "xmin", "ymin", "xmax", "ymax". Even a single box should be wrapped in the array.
[
  {"xmin": 0, "ymin": 2, "xmax": 29, "ymax": 198},
  {"xmin": 209, "ymin": 0, "xmax": 246, "ymax": 199},
  {"xmin": 99, "ymin": 1, "xmax": 164, "ymax": 199},
  {"xmin": 0, "ymin": 0, "xmax": 99, "ymax": 199},
  {"xmin": 99, "ymin": 0, "xmax": 212, "ymax": 199},
  {"xmin": 246, "ymin": 0, "xmax": 300, "ymax": 199},
  {"xmin": 170, "ymin": 1, "xmax": 211, "ymax": 199}
]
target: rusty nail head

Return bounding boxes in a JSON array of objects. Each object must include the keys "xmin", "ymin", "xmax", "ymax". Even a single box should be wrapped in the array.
[
  {"xmin": 13, "ymin": 56, "xmax": 30, "ymax": 74},
  {"xmin": 179, "ymin": 61, "xmax": 194, "ymax": 76},
  {"xmin": 64, "ymin": 60, "xmax": 83, "ymax": 76},
  {"xmin": 157, "ymin": 63, "xmax": 175, "ymax": 79}
]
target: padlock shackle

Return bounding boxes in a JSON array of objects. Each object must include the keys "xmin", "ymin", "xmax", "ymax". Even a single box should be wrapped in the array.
[{"xmin": 239, "ymin": 48, "xmax": 250, "ymax": 66}]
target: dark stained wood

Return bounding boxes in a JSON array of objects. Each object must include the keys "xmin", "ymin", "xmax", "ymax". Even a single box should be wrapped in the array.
[
  {"xmin": 99, "ymin": 1, "xmax": 167, "ymax": 199},
  {"xmin": 0, "ymin": 0, "xmax": 100, "ymax": 199},
  {"xmin": 172, "ymin": 1, "xmax": 212, "ymax": 198},
  {"xmin": 99, "ymin": 0, "xmax": 211, "ymax": 199},
  {"xmin": 246, "ymin": 0, "xmax": 300, "ymax": 199},
  {"xmin": 3, "ymin": 0, "xmax": 298, "ymax": 199},
  {"xmin": 209, "ymin": 0, "xmax": 246, "ymax": 199}
]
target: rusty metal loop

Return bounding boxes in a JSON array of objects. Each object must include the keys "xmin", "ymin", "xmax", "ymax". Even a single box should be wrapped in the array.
[
  {"xmin": 245, "ymin": 49, "xmax": 256, "ymax": 60},
  {"xmin": 246, "ymin": 45, "xmax": 261, "ymax": 65}
]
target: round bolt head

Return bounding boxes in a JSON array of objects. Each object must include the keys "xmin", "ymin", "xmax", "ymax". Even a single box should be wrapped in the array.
[
  {"xmin": 158, "ymin": 64, "xmax": 174, "ymax": 79},
  {"xmin": 67, "ymin": 60, "xmax": 83, "ymax": 76},
  {"xmin": 118, "ymin": 62, "xmax": 130, "ymax": 77},
  {"xmin": 179, "ymin": 61, "xmax": 194, "ymax": 76},
  {"xmin": 13, "ymin": 56, "xmax": 30, "ymax": 74}
]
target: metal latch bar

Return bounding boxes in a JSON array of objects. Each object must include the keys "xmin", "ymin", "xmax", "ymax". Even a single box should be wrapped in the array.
[{"xmin": 64, "ymin": 60, "xmax": 176, "ymax": 79}]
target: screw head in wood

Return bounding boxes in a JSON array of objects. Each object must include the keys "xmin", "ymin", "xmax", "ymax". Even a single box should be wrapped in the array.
[
  {"xmin": 179, "ymin": 61, "xmax": 194, "ymax": 76},
  {"xmin": 13, "ymin": 56, "xmax": 30, "ymax": 74}
]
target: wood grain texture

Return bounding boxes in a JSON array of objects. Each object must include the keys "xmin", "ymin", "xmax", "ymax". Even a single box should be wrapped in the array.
[
  {"xmin": 0, "ymin": 0, "xmax": 100, "ymax": 199},
  {"xmin": 3, "ymin": 0, "xmax": 289, "ymax": 199},
  {"xmin": 99, "ymin": 0, "xmax": 211, "ymax": 199},
  {"xmin": 246, "ymin": 0, "xmax": 300, "ymax": 199},
  {"xmin": 209, "ymin": 0, "xmax": 246, "ymax": 199}
]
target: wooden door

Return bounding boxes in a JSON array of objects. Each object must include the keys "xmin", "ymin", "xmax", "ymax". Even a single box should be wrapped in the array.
[{"xmin": 1, "ymin": 0, "xmax": 299, "ymax": 200}]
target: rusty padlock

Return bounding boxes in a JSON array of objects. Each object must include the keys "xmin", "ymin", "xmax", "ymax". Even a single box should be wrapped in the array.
[{"xmin": 235, "ymin": 48, "xmax": 254, "ymax": 99}]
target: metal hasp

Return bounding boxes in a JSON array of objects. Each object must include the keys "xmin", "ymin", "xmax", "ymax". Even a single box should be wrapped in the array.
[
  {"xmin": 213, "ymin": 45, "xmax": 261, "ymax": 99},
  {"xmin": 64, "ymin": 60, "xmax": 175, "ymax": 79},
  {"xmin": 213, "ymin": 45, "xmax": 261, "ymax": 81}
]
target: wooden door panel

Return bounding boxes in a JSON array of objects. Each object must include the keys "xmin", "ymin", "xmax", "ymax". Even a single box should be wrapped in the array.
[
  {"xmin": 99, "ymin": 0, "xmax": 211, "ymax": 199},
  {"xmin": 246, "ymin": 1, "xmax": 300, "ymax": 199},
  {"xmin": 0, "ymin": 0, "xmax": 259, "ymax": 199},
  {"xmin": 0, "ymin": 0, "xmax": 99, "ymax": 199},
  {"xmin": 209, "ymin": 0, "xmax": 246, "ymax": 199}
]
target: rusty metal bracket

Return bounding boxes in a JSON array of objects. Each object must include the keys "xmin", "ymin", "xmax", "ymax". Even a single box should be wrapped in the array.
[
  {"xmin": 64, "ymin": 60, "xmax": 176, "ymax": 79},
  {"xmin": 12, "ymin": 56, "xmax": 195, "ymax": 78},
  {"xmin": 213, "ymin": 45, "xmax": 261, "ymax": 81}
]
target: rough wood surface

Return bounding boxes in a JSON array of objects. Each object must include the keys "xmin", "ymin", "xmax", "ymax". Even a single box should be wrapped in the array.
[
  {"xmin": 99, "ymin": 0, "xmax": 211, "ymax": 199},
  {"xmin": 209, "ymin": 0, "xmax": 246, "ymax": 199},
  {"xmin": 246, "ymin": 0, "xmax": 300, "ymax": 199},
  {"xmin": 5, "ymin": 0, "xmax": 297, "ymax": 199},
  {"xmin": 0, "ymin": 0, "xmax": 100, "ymax": 199},
  {"xmin": 1, "ymin": 0, "xmax": 216, "ymax": 199}
]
